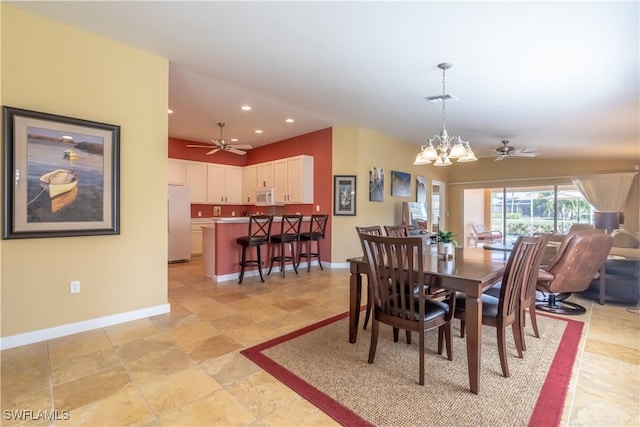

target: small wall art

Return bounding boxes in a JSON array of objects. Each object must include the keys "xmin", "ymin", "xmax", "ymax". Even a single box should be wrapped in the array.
[
  {"xmin": 416, "ymin": 175, "xmax": 427, "ymax": 202},
  {"xmin": 391, "ymin": 170, "xmax": 411, "ymax": 197},
  {"xmin": 369, "ymin": 166, "xmax": 383, "ymax": 202},
  {"xmin": 334, "ymin": 175, "xmax": 356, "ymax": 216}
]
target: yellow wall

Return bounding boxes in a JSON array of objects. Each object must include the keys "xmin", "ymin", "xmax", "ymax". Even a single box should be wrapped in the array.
[
  {"xmin": 331, "ymin": 129, "xmax": 638, "ymax": 262},
  {"xmin": 1, "ymin": 6, "xmax": 169, "ymax": 338},
  {"xmin": 331, "ymin": 126, "xmax": 451, "ymax": 263}
]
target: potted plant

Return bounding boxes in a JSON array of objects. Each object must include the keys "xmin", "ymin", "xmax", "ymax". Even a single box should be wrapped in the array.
[{"xmin": 437, "ymin": 230, "xmax": 457, "ymax": 259}]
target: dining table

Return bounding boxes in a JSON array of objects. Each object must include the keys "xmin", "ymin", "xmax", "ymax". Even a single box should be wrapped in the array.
[{"xmin": 347, "ymin": 246, "xmax": 508, "ymax": 394}]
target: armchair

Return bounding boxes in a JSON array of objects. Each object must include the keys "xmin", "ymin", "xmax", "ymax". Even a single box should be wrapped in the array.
[
  {"xmin": 472, "ymin": 223, "xmax": 503, "ymax": 245},
  {"xmin": 536, "ymin": 230, "xmax": 613, "ymax": 314}
]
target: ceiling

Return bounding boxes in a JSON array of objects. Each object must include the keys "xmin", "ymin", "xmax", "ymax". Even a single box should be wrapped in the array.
[{"xmin": 10, "ymin": 1, "xmax": 640, "ymax": 160}]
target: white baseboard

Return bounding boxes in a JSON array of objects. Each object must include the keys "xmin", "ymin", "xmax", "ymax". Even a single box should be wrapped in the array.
[{"xmin": 0, "ymin": 303, "xmax": 170, "ymax": 350}]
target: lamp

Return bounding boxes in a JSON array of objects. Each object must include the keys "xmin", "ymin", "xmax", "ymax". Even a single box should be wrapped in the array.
[
  {"xmin": 413, "ymin": 62, "xmax": 477, "ymax": 166},
  {"xmin": 593, "ymin": 211, "xmax": 620, "ymax": 233}
]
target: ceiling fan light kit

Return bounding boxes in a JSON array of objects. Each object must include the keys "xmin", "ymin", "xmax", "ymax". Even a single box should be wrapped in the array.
[
  {"xmin": 414, "ymin": 62, "xmax": 477, "ymax": 167},
  {"xmin": 489, "ymin": 140, "xmax": 539, "ymax": 161}
]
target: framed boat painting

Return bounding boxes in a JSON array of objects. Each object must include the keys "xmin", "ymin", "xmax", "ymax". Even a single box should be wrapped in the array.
[{"xmin": 2, "ymin": 106, "xmax": 120, "ymax": 239}]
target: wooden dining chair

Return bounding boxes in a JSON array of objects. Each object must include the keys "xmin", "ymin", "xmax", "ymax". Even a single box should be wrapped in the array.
[
  {"xmin": 455, "ymin": 236, "xmax": 540, "ymax": 377},
  {"xmin": 485, "ymin": 234, "xmax": 551, "ymax": 350},
  {"xmin": 384, "ymin": 224, "xmax": 409, "ymax": 237},
  {"xmin": 355, "ymin": 225, "xmax": 382, "ymax": 330},
  {"xmin": 358, "ymin": 233, "xmax": 455, "ymax": 386}
]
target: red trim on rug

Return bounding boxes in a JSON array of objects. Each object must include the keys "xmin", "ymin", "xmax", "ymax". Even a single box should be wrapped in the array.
[
  {"xmin": 241, "ymin": 310, "xmax": 373, "ymax": 427},
  {"xmin": 528, "ymin": 312, "xmax": 584, "ymax": 427},
  {"xmin": 242, "ymin": 309, "xmax": 582, "ymax": 427}
]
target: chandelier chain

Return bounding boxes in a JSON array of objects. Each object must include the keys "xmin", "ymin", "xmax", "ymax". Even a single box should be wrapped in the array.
[{"xmin": 441, "ymin": 67, "xmax": 446, "ymax": 128}]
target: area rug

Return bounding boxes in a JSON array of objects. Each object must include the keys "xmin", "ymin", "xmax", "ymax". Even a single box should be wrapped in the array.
[{"xmin": 241, "ymin": 310, "xmax": 583, "ymax": 427}]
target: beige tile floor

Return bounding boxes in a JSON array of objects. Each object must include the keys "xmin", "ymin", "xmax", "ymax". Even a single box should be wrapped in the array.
[{"xmin": 1, "ymin": 257, "xmax": 638, "ymax": 426}]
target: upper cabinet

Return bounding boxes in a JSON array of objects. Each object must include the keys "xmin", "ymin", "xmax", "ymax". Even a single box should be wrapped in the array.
[
  {"xmin": 168, "ymin": 159, "xmax": 186, "ymax": 185},
  {"xmin": 274, "ymin": 155, "xmax": 314, "ymax": 204},
  {"xmin": 167, "ymin": 155, "xmax": 313, "ymax": 205},
  {"xmin": 242, "ymin": 165, "xmax": 257, "ymax": 204},
  {"xmin": 206, "ymin": 164, "xmax": 243, "ymax": 204},
  {"xmin": 185, "ymin": 161, "xmax": 207, "ymax": 203},
  {"xmin": 256, "ymin": 162, "xmax": 274, "ymax": 188}
]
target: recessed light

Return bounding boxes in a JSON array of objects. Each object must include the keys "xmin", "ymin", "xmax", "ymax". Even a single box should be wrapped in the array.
[
  {"xmin": 241, "ymin": 105, "xmax": 252, "ymax": 111},
  {"xmin": 285, "ymin": 118, "xmax": 295, "ymax": 123},
  {"xmin": 254, "ymin": 129, "xmax": 263, "ymax": 134},
  {"xmin": 230, "ymin": 138, "xmax": 238, "ymax": 142},
  {"xmin": 62, "ymin": 135, "xmax": 73, "ymax": 140},
  {"xmin": 167, "ymin": 109, "xmax": 173, "ymax": 114}
]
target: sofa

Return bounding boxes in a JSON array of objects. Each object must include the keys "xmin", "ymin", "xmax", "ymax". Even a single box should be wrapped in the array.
[{"xmin": 609, "ymin": 229, "xmax": 640, "ymax": 258}]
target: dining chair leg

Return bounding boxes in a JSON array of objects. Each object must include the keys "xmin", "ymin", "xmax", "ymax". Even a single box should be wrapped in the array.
[
  {"xmin": 445, "ymin": 324, "xmax": 453, "ymax": 360},
  {"xmin": 419, "ymin": 332, "xmax": 425, "ymax": 386},
  {"xmin": 405, "ymin": 330, "xmax": 412, "ymax": 345},
  {"xmin": 512, "ymin": 321, "xmax": 524, "ymax": 358},
  {"xmin": 459, "ymin": 319, "xmax": 466, "ymax": 338},
  {"xmin": 363, "ymin": 285, "xmax": 372, "ymax": 330},
  {"xmin": 392, "ymin": 327, "xmax": 399, "ymax": 343},
  {"xmin": 529, "ymin": 300, "xmax": 540, "ymax": 338},
  {"xmin": 497, "ymin": 324, "xmax": 510, "ymax": 378},
  {"xmin": 368, "ymin": 319, "xmax": 380, "ymax": 364}
]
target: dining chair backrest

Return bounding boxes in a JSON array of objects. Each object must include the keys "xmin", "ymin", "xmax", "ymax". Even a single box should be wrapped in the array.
[
  {"xmin": 384, "ymin": 224, "xmax": 409, "ymax": 237},
  {"xmin": 358, "ymin": 233, "xmax": 427, "ymax": 319},
  {"xmin": 497, "ymin": 236, "xmax": 540, "ymax": 318},
  {"xmin": 355, "ymin": 225, "xmax": 382, "ymax": 236},
  {"xmin": 247, "ymin": 214, "xmax": 274, "ymax": 242},
  {"xmin": 521, "ymin": 234, "xmax": 551, "ymax": 303}
]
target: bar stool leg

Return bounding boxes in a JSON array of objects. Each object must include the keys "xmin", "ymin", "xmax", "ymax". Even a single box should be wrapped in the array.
[
  {"xmin": 316, "ymin": 239, "xmax": 323, "ymax": 270},
  {"xmin": 239, "ymin": 245, "xmax": 247, "ymax": 284},
  {"xmin": 291, "ymin": 241, "xmax": 299, "ymax": 274},
  {"xmin": 257, "ymin": 245, "xmax": 265, "ymax": 283}
]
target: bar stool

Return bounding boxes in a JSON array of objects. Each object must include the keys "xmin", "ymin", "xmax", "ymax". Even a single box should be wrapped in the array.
[
  {"xmin": 236, "ymin": 215, "xmax": 274, "ymax": 284},
  {"xmin": 297, "ymin": 214, "xmax": 328, "ymax": 272},
  {"xmin": 268, "ymin": 214, "xmax": 303, "ymax": 278}
]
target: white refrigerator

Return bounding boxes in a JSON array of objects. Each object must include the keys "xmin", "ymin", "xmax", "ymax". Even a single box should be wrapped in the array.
[{"xmin": 168, "ymin": 185, "xmax": 191, "ymax": 262}]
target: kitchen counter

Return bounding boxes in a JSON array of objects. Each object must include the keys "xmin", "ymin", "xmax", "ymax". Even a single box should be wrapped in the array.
[{"xmin": 201, "ymin": 216, "xmax": 313, "ymax": 282}]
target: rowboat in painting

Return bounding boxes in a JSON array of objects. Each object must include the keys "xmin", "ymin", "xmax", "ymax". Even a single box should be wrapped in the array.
[
  {"xmin": 39, "ymin": 169, "xmax": 78, "ymax": 198},
  {"xmin": 63, "ymin": 149, "xmax": 79, "ymax": 160}
]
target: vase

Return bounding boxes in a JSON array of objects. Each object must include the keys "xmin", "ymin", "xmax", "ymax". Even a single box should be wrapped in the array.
[{"xmin": 438, "ymin": 242, "xmax": 454, "ymax": 259}]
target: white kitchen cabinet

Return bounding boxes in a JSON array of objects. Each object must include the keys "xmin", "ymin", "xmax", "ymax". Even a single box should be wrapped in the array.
[
  {"xmin": 242, "ymin": 165, "xmax": 257, "ymax": 204},
  {"xmin": 185, "ymin": 161, "xmax": 207, "ymax": 203},
  {"xmin": 168, "ymin": 159, "xmax": 186, "ymax": 185},
  {"xmin": 256, "ymin": 162, "xmax": 274, "ymax": 188},
  {"xmin": 206, "ymin": 164, "xmax": 243, "ymax": 204},
  {"xmin": 274, "ymin": 155, "xmax": 314, "ymax": 204}
]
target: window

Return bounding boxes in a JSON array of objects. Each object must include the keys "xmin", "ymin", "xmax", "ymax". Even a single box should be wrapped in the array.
[{"xmin": 489, "ymin": 184, "xmax": 594, "ymax": 243}]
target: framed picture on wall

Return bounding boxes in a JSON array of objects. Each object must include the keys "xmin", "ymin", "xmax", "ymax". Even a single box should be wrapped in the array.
[
  {"xmin": 369, "ymin": 166, "xmax": 383, "ymax": 202},
  {"xmin": 2, "ymin": 106, "xmax": 120, "ymax": 239},
  {"xmin": 391, "ymin": 170, "xmax": 411, "ymax": 197},
  {"xmin": 334, "ymin": 175, "xmax": 356, "ymax": 216}
]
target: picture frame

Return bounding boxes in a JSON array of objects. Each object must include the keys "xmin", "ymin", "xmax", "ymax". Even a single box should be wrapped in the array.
[
  {"xmin": 369, "ymin": 166, "xmax": 384, "ymax": 202},
  {"xmin": 334, "ymin": 175, "xmax": 356, "ymax": 216},
  {"xmin": 391, "ymin": 170, "xmax": 411, "ymax": 197},
  {"xmin": 2, "ymin": 106, "xmax": 120, "ymax": 239}
]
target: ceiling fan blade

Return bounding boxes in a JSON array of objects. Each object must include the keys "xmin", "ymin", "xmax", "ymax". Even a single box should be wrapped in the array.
[
  {"xmin": 494, "ymin": 155, "xmax": 506, "ymax": 161},
  {"xmin": 206, "ymin": 148, "xmax": 222, "ymax": 155},
  {"xmin": 513, "ymin": 152, "xmax": 538, "ymax": 157},
  {"xmin": 227, "ymin": 147, "xmax": 247, "ymax": 155},
  {"xmin": 209, "ymin": 139, "xmax": 224, "ymax": 147},
  {"xmin": 186, "ymin": 144, "xmax": 214, "ymax": 148},
  {"xmin": 229, "ymin": 144, "xmax": 253, "ymax": 150}
]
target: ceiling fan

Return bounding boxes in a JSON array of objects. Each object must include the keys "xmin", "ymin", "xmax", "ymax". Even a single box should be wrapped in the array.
[
  {"xmin": 187, "ymin": 122, "xmax": 253, "ymax": 155},
  {"xmin": 485, "ymin": 140, "xmax": 539, "ymax": 161}
]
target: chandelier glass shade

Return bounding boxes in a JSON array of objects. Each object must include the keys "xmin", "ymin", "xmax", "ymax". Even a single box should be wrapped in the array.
[{"xmin": 414, "ymin": 62, "xmax": 477, "ymax": 166}]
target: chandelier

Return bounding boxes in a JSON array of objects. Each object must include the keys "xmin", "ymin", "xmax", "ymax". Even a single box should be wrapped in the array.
[{"xmin": 414, "ymin": 62, "xmax": 477, "ymax": 166}]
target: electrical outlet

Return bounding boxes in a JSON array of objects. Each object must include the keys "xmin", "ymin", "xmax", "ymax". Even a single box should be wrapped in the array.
[
  {"xmin": 70, "ymin": 280, "xmax": 80, "ymax": 294},
  {"xmin": 197, "ymin": 211, "xmax": 202, "ymax": 217},
  {"xmin": 316, "ymin": 205, "xmax": 320, "ymax": 212}
]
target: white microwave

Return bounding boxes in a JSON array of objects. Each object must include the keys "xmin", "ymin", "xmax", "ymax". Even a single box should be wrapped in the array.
[{"xmin": 255, "ymin": 188, "xmax": 277, "ymax": 206}]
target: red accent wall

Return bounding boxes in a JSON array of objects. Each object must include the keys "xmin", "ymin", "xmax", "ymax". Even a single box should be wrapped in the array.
[{"xmin": 168, "ymin": 127, "xmax": 333, "ymax": 263}]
